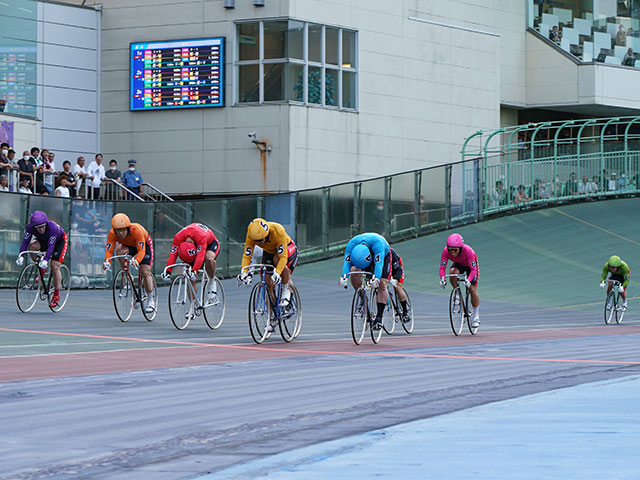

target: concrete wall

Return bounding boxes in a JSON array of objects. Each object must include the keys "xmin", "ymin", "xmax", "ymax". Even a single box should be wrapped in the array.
[{"xmin": 37, "ymin": 1, "xmax": 100, "ymax": 164}]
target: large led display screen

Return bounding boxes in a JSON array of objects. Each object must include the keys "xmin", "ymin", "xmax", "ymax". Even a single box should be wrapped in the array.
[{"xmin": 130, "ymin": 37, "xmax": 224, "ymax": 111}]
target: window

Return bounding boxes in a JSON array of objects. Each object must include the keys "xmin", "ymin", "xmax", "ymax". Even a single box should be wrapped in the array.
[{"xmin": 235, "ymin": 19, "xmax": 357, "ymax": 110}]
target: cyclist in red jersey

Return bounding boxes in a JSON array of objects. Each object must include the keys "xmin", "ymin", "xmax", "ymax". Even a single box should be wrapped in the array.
[{"xmin": 162, "ymin": 223, "xmax": 221, "ymax": 304}]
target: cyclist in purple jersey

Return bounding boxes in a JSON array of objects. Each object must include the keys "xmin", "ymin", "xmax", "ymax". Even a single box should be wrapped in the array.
[
  {"xmin": 17, "ymin": 211, "xmax": 68, "ymax": 308},
  {"xmin": 439, "ymin": 233, "xmax": 480, "ymax": 327}
]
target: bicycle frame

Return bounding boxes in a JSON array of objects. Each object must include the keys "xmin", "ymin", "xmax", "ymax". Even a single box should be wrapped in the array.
[
  {"xmin": 446, "ymin": 273, "xmax": 471, "ymax": 317},
  {"xmin": 164, "ymin": 263, "xmax": 208, "ymax": 310},
  {"xmin": 242, "ymin": 264, "xmax": 283, "ymax": 318},
  {"xmin": 107, "ymin": 255, "xmax": 144, "ymax": 305}
]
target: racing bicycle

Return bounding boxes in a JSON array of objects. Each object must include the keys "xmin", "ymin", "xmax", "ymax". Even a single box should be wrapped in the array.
[
  {"xmin": 240, "ymin": 264, "xmax": 302, "ymax": 344},
  {"xmin": 604, "ymin": 279, "xmax": 626, "ymax": 325},
  {"xmin": 164, "ymin": 263, "xmax": 226, "ymax": 330},
  {"xmin": 347, "ymin": 271, "xmax": 384, "ymax": 345},
  {"xmin": 447, "ymin": 273, "xmax": 478, "ymax": 336},
  {"xmin": 380, "ymin": 281, "xmax": 414, "ymax": 335},
  {"xmin": 107, "ymin": 254, "xmax": 158, "ymax": 323},
  {"xmin": 16, "ymin": 251, "xmax": 71, "ymax": 313}
]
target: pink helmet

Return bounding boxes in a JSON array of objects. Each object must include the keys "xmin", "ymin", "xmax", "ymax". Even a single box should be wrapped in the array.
[{"xmin": 446, "ymin": 233, "xmax": 464, "ymax": 249}]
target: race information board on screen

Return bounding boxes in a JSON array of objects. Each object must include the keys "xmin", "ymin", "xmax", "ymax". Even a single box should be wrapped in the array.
[{"xmin": 130, "ymin": 37, "xmax": 224, "ymax": 111}]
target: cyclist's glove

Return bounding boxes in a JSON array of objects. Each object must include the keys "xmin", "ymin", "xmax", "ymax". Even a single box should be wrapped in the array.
[
  {"xmin": 599, "ymin": 281, "xmax": 606, "ymax": 289},
  {"xmin": 439, "ymin": 276, "xmax": 447, "ymax": 288},
  {"xmin": 16, "ymin": 256, "xmax": 24, "ymax": 266},
  {"xmin": 237, "ymin": 272, "xmax": 252, "ymax": 286},
  {"xmin": 389, "ymin": 278, "xmax": 398, "ymax": 288},
  {"xmin": 618, "ymin": 285, "xmax": 625, "ymax": 294},
  {"xmin": 38, "ymin": 259, "xmax": 48, "ymax": 270},
  {"xmin": 369, "ymin": 276, "xmax": 380, "ymax": 289},
  {"xmin": 161, "ymin": 270, "xmax": 171, "ymax": 281},
  {"xmin": 187, "ymin": 269, "xmax": 197, "ymax": 282},
  {"xmin": 103, "ymin": 261, "xmax": 111, "ymax": 271},
  {"xmin": 130, "ymin": 258, "xmax": 140, "ymax": 270},
  {"xmin": 339, "ymin": 275, "xmax": 348, "ymax": 289},
  {"xmin": 272, "ymin": 271, "xmax": 281, "ymax": 285},
  {"xmin": 464, "ymin": 279, "xmax": 471, "ymax": 289}
]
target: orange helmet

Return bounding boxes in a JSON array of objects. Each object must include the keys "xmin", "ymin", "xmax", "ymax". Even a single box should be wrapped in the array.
[
  {"xmin": 112, "ymin": 213, "xmax": 131, "ymax": 230},
  {"xmin": 247, "ymin": 218, "xmax": 269, "ymax": 241}
]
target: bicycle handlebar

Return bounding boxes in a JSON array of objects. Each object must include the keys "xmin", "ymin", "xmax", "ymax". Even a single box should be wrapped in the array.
[
  {"xmin": 345, "ymin": 271, "xmax": 374, "ymax": 278},
  {"xmin": 445, "ymin": 273, "xmax": 468, "ymax": 280},
  {"xmin": 242, "ymin": 264, "xmax": 275, "ymax": 274},
  {"xmin": 107, "ymin": 254, "xmax": 133, "ymax": 262},
  {"xmin": 18, "ymin": 251, "xmax": 45, "ymax": 259},
  {"xmin": 607, "ymin": 279, "xmax": 622, "ymax": 285}
]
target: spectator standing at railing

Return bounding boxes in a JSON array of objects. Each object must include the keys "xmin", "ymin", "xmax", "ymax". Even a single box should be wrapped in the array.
[
  {"xmin": 514, "ymin": 185, "xmax": 531, "ymax": 203},
  {"xmin": 55, "ymin": 176, "xmax": 70, "ymax": 198},
  {"xmin": 579, "ymin": 175, "xmax": 597, "ymax": 194},
  {"xmin": 30, "ymin": 147, "xmax": 49, "ymax": 195},
  {"xmin": 0, "ymin": 142, "xmax": 10, "ymax": 173},
  {"xmin": 489, "ymin": 180, "xmax": 506, "ymax": 207},
  {"xmin": 60, "ymin": 160, "xmax": 78, "ymax": 197},
  {"xmin": 549, "ymin": 25, "xmax": 561, "ymax": 43},
  {"xmin": 122, "ymin": 159, "xmax": 143, "ymax": 199},
  {"xmin": 18, "ymin": 177, "xmax": 32, "ymax": 194},
  {"xmin": 87, "ymin": 153, "xmax": 105, "ymax": 200},
  {"xmin": 105, "ymin": 159, "xmax": 122, "ymax": 199},
  {"xmin": 73, "ymin": 156, "xmax": 89, "ymax": 197},
  {"xmin": 0, "ymin": 174, "xmax": 8, "ymax": 192},
  {"xmin": 616, "ymin": 24, "xmax": 627, "ymax": 47},
  {"xmin": 623, "ymin": 48, "xmax": 635, "ymax": 66},
  {"xmin": 533, "ymin": 178, "xmax": 550, "ymax": 199},
  {"xmin": 18, "ymin": 150, "xmax": 35, "ymax": 189},
  {"xmin": 41, "ymin": 149, "xmax": 56, "ymax": 195},
  {"xmin": 565, "ymin": 172, "xmax": 578, "ymax": 195}
]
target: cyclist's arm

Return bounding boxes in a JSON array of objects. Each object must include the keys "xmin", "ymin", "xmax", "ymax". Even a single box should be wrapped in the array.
[
  {"xmin": 43, "ymin": 230, "xmax": 63, "ymax": 261},
  {"xmin": 165, "ymin": 230, "xmax": 187, "ymax": 273},
  {"xmin": 341, "ymin": 239, "xmax": 356, "ymax": 276},
  {"xmin": 132, "ymin": 230, "xmax": 147, "ymax": 264},
  {"xmin": 240, "ymin": 236, "xmax": 255, "ymax": 272},
  {"xmin": 600, "ymin": 263, "xmax": 609, "ymax": 283},
  {"xmin": 372, "ymin": 246, "xmax": 386, "ymax": 279},
  {"xmin": 274, "ymin": 239, "xmax": 289, "ymax": 275},
  {"xmin": 104, "ymin": 230, "xmax": 117, "ymax": 262},
  {"xmin": 192, "ymin": 241, "xmax": 208, "ymax": 273},
  {"xmin": 19, "ymin": 227, "xmax": 33, "ymax": 254},
  {"xmin": 621, "ymin": 264, "xmax": 631, "ymax": 287},
  {"xmin": 439, "ymin": 248, "xmax": 449, "ymax": 278}
]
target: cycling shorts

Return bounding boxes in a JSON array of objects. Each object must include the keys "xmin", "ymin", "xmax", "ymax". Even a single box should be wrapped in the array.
[
  {"xmin": 451, "ymin": 259, "xmax": 478, "ymax": 286},
  {"xmin": 364, "ymin": 251, "xmax": 391, "ymax": 280},
  {"xmin": 608, "ymin": 273, "xmax": 627, "ymax": 289},
  {"xmin": 206, "ymin": 237, "xmax": 220, "ymax": 258},
  {"xmin": 263, "ymin": 240, "xmax": 298, "ymax": 274},
  {"xmin": 390, "ymin": 249, "xmax": 404, "ymax": 284},
  {"xmin": 126, "ymin": 236, "xmax": 154, "ymax": 266}
]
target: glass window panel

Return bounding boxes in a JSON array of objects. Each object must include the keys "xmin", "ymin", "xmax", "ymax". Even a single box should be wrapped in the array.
[
  {"xmin": 389, "ymin": 172, "xmax": 416, "ymax": 238},
  {"xmin": 296, "ymin": 189, "xmax": 323, "ymax": 256},
  {"xmin": 327, "ymin": 183, "xmax": 355, "ymax": 247},
  {"xmin": 238, "ymin": 23, "xmax": 260, "ymax": 61},
  {"xmin": 342, "ymin": 30, "xmax": 356, "ymax": 68},
  {"xmin": 239, "ymin": 64, "xmax": 260, "ymax": 103},
  {"xmin": 325, "ymin": 68, "xmax": 338, "ymax": 106},
  {"xmin": 308, "ymin": 24, "xmax": 322, "ymax": 62},
  {"xmin": 360, "ymin": 179, "xmax": 386, "ymax": 234},
  {"xmin": 342, "ymin": 71, "xmax": 356, "ymax": 109},
  {"xmin": 288, "ymin": 20, "xmax": 305, "ymax": 60},
  {"xmin": 325, "ymin": 27, "xmax": 339, "ymax": 65},
  {"xmin": 264, "ymin": 21, "xmax": 287, "ymax": 59},
  {"xmin": 287, "ymin": 63, "xmax": 305, "ymax": 102},
  {"xmin": 264, "ymin": 62, "xmax": 284, "ymax": 101},
  {"xmin": 0, "ymin": 192, "xmax": 26, "ymax": 284},
  {"xmin": 308, "ymin": 66, "xmax": 322, "ymax": 104},
  {"xmin": 193, "ymin": 200, "xmax": 227, "ymax": 275}
]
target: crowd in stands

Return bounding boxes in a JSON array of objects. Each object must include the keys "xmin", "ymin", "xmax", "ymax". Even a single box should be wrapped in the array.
[{"xmin": 0, "ymin": 144, "xmax": 145, "ymax": 200}]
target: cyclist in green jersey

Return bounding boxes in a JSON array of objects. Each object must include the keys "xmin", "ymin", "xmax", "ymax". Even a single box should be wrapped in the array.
[{"xmin": 599, "ymin": 255, "xmax": 630, "ymax": 311}]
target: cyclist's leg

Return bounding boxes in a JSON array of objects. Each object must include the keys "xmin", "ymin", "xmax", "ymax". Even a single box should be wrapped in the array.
[
  {"xmin": 140, "ymin": 264, "xmax": 153, "ymax": 292},
  {"xmin": 204, "ymin": 250, "xmax": 217, "ymax": 279},
  {"xmin": 449, "ymin": 266, "xmax": 460, "ymax": 288},
  {"xmin": 28, "ymin": 240, "xmax": 41, "ymax": 262},
  {"xmin": 50, "ymin": 260, "xmax": 62, "ymax": 290},
  {"xmin": 115, "ymin": 243, "xmax": 130, "ymax": 270},
  {"xmin": 349, "ymin": 265, "xmax": 363, "ymax": 290}
]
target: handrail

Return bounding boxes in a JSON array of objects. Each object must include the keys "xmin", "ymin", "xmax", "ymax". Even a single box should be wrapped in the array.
[
  {"xmin": 142, "ymin": 182, "xmax": 174, "ymax": 202},
  {"xmin": 109, "ymin": 180, "xmax": 145, "ymax": 202}
]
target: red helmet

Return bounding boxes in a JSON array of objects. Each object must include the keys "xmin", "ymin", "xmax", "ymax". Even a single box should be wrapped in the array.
[
  {"xmin": 446, "ymin": 233, "xmax": 464, "ymax": 249},
  {"xmin": 178, "ymin": 242, "xmax": 198, "ymax": 263}
]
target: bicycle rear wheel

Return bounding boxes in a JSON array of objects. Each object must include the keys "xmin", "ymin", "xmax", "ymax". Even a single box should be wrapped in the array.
[
  {"xmin": 449, "ymin": 288, "xmax": 464, "ymax": 336},
  {"xmin": 112, "ymin": 270, "xmax": 134, "ymax": 323},
  {"xmin": 203, "ymin": 277, "xmax": 226, "ymax": 330},
  {"xmin": 399, "ymin": 288, "xmax": 414, "ymax": 334},
  {"xmin": 280, "ymin": 284, "xmax": 302, "ymax": 342},
  {"xmin": 47, "ymin": 264, "xmax": 71, "ymax": 313},
  {"xmin": 249, "ymin": 282, "xmax": 271, "ymax": 344},
  {"xmin": 380, "ymin": 288, "xmax": 395, "ymax": 335},
  {"xmin": 604, "ymin": 291, "xmax": 615, "ymax": 325},
  {"xmin": 16, "ymin": 264, "xmax": 41, "ymax": 313},
  {"xmin": 168, "ymin": 276, "xmax": 193, "ymax": 330},
  {"xmin": 351, "ymin": 288, "xmax": 367, "ymax": 345},
  {"xmin": 141, "ymin": 274, "xmax": 158, "ymax": 322}
]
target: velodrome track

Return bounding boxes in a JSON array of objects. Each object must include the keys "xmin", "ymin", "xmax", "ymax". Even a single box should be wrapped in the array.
[{"xmin": 1, "ymin": 198, "xmax": 640, "ymax": 479}]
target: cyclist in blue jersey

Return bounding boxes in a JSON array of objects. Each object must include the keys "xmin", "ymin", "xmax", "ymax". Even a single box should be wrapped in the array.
[{"xmin": 339, "ymin": 232, "xmax": 391, "ymax": 330}]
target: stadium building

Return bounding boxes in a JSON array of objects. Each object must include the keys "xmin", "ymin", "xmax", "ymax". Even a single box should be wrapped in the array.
[{"xmin": 1, "ymin": 0, "xmax": 639, "ymax": 196}]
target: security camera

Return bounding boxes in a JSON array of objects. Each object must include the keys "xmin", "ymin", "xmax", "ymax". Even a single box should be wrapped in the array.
[{"xmin": 248, "ymin": 131, "xmax": 256, "ymax": 139}]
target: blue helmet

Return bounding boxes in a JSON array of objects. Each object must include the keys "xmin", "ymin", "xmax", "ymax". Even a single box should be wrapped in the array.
[
  {"xmin": 29, "ymin": 210, "xmax": 48, "ymax": 228},
  {"xmin": 351, "ymin": 244, "xmax": 372, "ymax": 269}
]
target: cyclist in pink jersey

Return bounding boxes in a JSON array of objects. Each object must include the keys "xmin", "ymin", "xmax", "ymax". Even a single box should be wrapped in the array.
[{"xmin": 439, "ymin": 233, "xmax": 480, "ymax": 327}]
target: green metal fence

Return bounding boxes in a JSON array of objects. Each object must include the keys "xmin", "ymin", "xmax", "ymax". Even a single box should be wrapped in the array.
[{"xmin": 0, "ymin": 160, "xmax": 477, "ymax": 288}]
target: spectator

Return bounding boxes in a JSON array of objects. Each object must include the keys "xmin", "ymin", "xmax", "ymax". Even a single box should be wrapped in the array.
[
  {"xmin": 508, "ymin": 185, "xmax": 516, "ymax": 204},
  {"xmin": 41, "ymin": 149, "xmax": 56, "ymax": 195},
  {"xmin": 55, "ymin": 175, "xmax": 70, "ymax": 198},
  {"xmin": 0, "ymin": 142, "xmax": 10, "ymax": 175},
  {"xmin": 616, "ymin": 24, "xmax": 627, "ymax": 46},
  {"xmin": 608, "ymin": 172, "xmax": 618, "ymax": 191},
  {"xmin": 592, "ymin": 175, "xmax": 601, "ymax": 192},
  {"xmin": 73, "ymin": 200, "xmax": 101, "ymax": 233},
  {"xmin": 105, "ymin": 159, "xmax": 122, "ymax": 199},
  {"xmin": 0, "ymin": 174, "xmax": 8, "ymax": 192},
  {"xmin": 18, "ymin": 150, "xmax": 35, "ymax": 188},
  {"xmin": 87, "ymin": 153, "xmax": 105, "ymax": 199},
  {"xmin": 628, "ymin": 27, "xmax": 634, "ymax": 38},
  {"xmin": 549, "ymin": 25, "xmax": 561, "ymax": 43},
  {"xmin": 73, "ymin": 156, "xmax": 89, "ymax": 197},
  {"xmin": 18, "ymin": 177, "xmax": 32, "ymax": 194},
  {"xmin": 623, "ymin": 48, "xmax": 635, "ymax": 66},
  {"xmin": 490, "ymin": 180, "xmax": 506, "ymax": 207},
  {"xmin": 617, "ymin": 173, "xmax": 627, "ymax": 190},
  {"xmin": 579, "ymin": 175, "xmax": 596, "ymax": 194},
  {"xmin": 534, "ymin": 178, "xmax": 550, "ymax": 199},
  {"xmin": 60, "ymin": 160, "xmax": 78, "ymax": 197},
  {"xmin": 514, "ymin": 184, "xmax": 531, "ymax": 203},
  {"xmin": 565, "ymin": 172, "xmax": 578, "ymax": 194},
  {"xmin": 122, "ymin": 159, "xmax": 143, "ymax": 198}
]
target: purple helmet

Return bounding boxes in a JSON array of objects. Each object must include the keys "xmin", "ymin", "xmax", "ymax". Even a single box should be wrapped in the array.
[
  {"xmin": 446, "ymin": 233, "xmax": 464, "ymax": 249},
  {"xmin": 29, "ymin": 210, "xmax": 48, "ymax": 228}
]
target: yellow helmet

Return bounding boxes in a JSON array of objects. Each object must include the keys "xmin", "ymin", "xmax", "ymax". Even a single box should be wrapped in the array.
[
  {"xmin": 112, "ymin": 213, "xmax": 131, "ymax": 230},
  {"xmin": 248, "ymin": 218, "xmax": 269, "ymax": 241}
]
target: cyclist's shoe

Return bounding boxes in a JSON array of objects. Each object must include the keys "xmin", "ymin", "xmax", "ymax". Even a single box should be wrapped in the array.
[
  {"xmin": 48, "ymin": 293, "xmax": 60, "ymax": 309},
  {"xmin": 279, "ymin": 287, "xmax": 291, "ymax": 307},
  {"xmin": 145, "ymin": 298, "xmax": 156, "ymax": 314},
  {"xmin": 471, "ymin": 317, "xmax": 480, "ymax": 328},
  {"xmin": 185, "ymin": 305, "xmax": 195, "ymax": 321},
  {"xmin": 118, "ymin": 284, "xmax": 131, "ymax": 298},
  {"xmin": 619, "ymin": 303, "xmax": 628, "ymax": 312},
  {"xmin": 206, "ymin": 290, "xmax": 220, "ymax": 306},
  {"xmin": 372, "ymin": 317, "xmax": 383, "ymax": 330},
  {"xmin": 401, "ymin": 311, "xmax": 411, "ymax": 323}
]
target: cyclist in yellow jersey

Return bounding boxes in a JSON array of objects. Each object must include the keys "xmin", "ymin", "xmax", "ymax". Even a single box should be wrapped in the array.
[{"xmin": 237, "ymin": 218, "xmax": 299, "ymax": 306}]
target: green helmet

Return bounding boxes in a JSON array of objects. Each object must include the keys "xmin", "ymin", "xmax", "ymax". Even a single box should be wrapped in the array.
[{"xmin": 608, "ymin": 255, "xmax": 622, "ymax": 268}]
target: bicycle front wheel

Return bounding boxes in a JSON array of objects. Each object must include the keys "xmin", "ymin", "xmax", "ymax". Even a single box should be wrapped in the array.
[
  {"xmin": 604, "ymin": 291, "xmax": 615, "ymax": 325},
  {"xmin": 380, "ymin": 289, "xmax": 395, "ymax": 335},
  {"xmin": 399, "ymin": 288, "xmax": 414, "ymax": 334},
  {"xmin": 141, "ymin": 274, "xmax": 158, "ymax": 322},
  {"xmin": 16, "ymin": 264, "xmax": 41, "ymax": 313},
  {"xmin": 449, "ymin": 288, "xmax": 464, "ymax": 336},
  {"xmin": 48, "ymin": 264, "xmax": 71, "ymax": 313},
  {"xmin": 112, "ymin": 270, "xmax": 134, "ymax": 323},
  {"xmin": 280, "ymin": 284, "xmax": 302, "ymax": 342},
  {"xmin": 369, "ymin": 289, "xmax": 383, "ymax": 344},
  {"xmin": 249, "ymin": 282, "xmax": 271, "ymax": 344},
  {"xmin": 351, "ymin": 288, "xmax": 367, "ymax": 345},
  {"xmin": 168, "ymin": 276, "xmax": 193, "ymax": 330},
  {"xmin": 203, "ymin": 277, "xmax": 226, "ymax": 330},
  {"xmin": 616, "ymin": 302, "xmax": 625, "ymax": 324}
]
